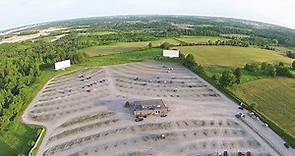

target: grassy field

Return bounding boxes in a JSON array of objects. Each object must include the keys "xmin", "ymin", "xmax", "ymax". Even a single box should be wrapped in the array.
[
  {"xmin": 0, "ymin": 48, "xmax": 162, "ymax": 156},
  {"xmin": 275, "ymin": 46, "xmax": 295, "ymax": 55},
  {"xmin": 93, "ymin": 31, "xmax": 116, "ymax": 35},
  {"xmin": 79, "ymin": 38, "xmax": 180, "ymax": 57},
  {"xmin": 79, "ymin": 48, "xmax": 162, "ymax": 67},
  {"xmin": 230, "ymin": 77, "xmax": 295, "ymax": 136},
  {"xmin": 178, "ymin": 46, "xmax": 293, "ymax": 67},
  {"xmin": 176, "ymin": 36, "xmax": 227, "ymax": 44},
  {"xmin": 220, "ymin": 34, "xmax": 250, "ymax": 38},
  {"xmin": 178, "ymin": 45, "xmax": 295, "ymax": 138}
]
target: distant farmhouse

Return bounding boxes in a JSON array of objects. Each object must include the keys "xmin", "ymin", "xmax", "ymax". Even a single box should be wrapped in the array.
[{"xmin": 126, "ymin": 99, "xmax": 168, "ymax": 117}]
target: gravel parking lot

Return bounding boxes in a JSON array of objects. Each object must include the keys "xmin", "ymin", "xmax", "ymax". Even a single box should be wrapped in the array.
[{"xmin": 23, "ymin": 61, "xmax": 280, "ymax": 156}]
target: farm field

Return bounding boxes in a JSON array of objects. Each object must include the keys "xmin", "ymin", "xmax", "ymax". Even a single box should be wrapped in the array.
[
  {"xmin": 229, "ymin": 77, "xmax": 295, "ymax": 136},
  {"xmin": 178, "ymin": 46, "xmax": 293, "ymax": 68},
  {"xmin": 275, "ymin": 46, "xmax": 295, "ymax": 56},
  {"xmin": 79, "ymin": 38, "xmax": 180, "ymax": 57},
  {"xmin": 176, "ymin": 36, "xmax": 228, "ymax": 44},
  {"xmin": 220, "ymin": 34, "xmax": 250, "ymax": 38}
]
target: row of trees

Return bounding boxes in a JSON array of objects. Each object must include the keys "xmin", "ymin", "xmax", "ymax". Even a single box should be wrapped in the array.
[
  {"xmin": 244, "ymin": 62, "xmax": 293, "ymax": 77},
  {"xmin": 178, "ymin": 39, "xmax": 250, "ymax": 47},
  {"xmin": 210, "ymin": 61, "xmax": 294, "ymax": 88},
  {"xmin": 286, "ymin": 51, "xmax": 295, "ymax": 59}
]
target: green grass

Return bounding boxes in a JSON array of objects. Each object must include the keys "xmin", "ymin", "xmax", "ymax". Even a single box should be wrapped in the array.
[
  {"xmin": 230, "ymin": 77, "xmax": 295, "ymax": 136},
  {"xmin": 178, "ymin": 45, "xmax": 295, "ymax": 140},
  {"xmin": 79, "ymin": 38, "xmax": 180, "ymax": 57},
  {"xmin": 178, "ymin": 46, "xmax": 293, "ymax": 67},
  {"xmin": 80, "ymin": 42, "xmax": 150, "ymax": 57},
  {"xmin": 0, "ymin": 48, "xmax": 162, "ymax": 156},
  {"xmin": 93, "ymin": 31, "xmax": 116, "ymax": 35},
  {"xmin": 220, "ymin": 34, "xmax": 250, "ymax": 38},
  {"xmin": 0, "ymin": 70, "xmax": 56, "ymax": 156},
  {"xmin": 79, "ymin": 48, "xmax": 162, "ymax": 67},
  {"xmin": 176, "ymin": 36, "xmax": 227, "ymax": 44},
  {"xmin": 31, "ymin": 129, "xmax": 46, "ymax": 156}
]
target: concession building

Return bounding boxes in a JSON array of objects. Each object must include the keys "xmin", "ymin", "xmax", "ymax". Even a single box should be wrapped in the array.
[{"xmin": 126, "ymin": 99, "xmax": 168, "ymax": 117}]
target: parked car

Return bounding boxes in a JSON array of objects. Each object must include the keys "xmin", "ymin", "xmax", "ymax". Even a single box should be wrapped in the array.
[
  {"xmin": 284, "ymin": 142, "xmax": 290, "ymax": 148},
  {"xmin": 160, "ymin": 114, "xmax": 167, "ymax": 117},
  {"xmin": 238, "ymin": 152, "xmax": 244, "ymax": 156},
  {"xmin": 263, "ymin": 123, "xmax": 269, "ymax": 127},
  {"xmin": 223, "ymin": 150, "xmax": 228, "ymax": 156},
  {"xmin": 235, "ymin": 114, "xmax": 241, "ymax": 118},
  {"xmin": 238, "ymin": 106, "xmax": 244, "ymax": 110},
  {"xmin": 135, "ymin": 117, "xmax": 143, "ymax": 122},
  {"xmin": 239, "ymin": 112, "xmax": 245, "ymax": 118},
  {"xmin": 246, "ymin": 151, "xmax": 252, "ymax": 156}
]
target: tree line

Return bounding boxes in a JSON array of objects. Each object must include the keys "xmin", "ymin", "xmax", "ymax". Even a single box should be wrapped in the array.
[
  {"xmin": 0, "ymin": 34, "xmax": 89, "ymax": 130},
  {"xmin": 211, "ymin": 62, "xmax": 294, "ymax": 88}
]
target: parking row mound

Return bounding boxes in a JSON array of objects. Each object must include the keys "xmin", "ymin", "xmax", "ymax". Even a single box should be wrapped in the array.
[{"xmin": 42, "ymin": 119, "xmax": 244, "ymax": 155}]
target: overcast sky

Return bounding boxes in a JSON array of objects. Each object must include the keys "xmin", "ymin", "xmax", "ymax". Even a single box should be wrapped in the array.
[{"xmin": 0, "ymin": 0, "xmax": 294, "ymax": 30}]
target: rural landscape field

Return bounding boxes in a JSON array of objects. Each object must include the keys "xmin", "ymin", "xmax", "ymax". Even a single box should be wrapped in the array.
[{"xmin": 1, "ymin": 10, "xmax": 295, "ymax": 156}]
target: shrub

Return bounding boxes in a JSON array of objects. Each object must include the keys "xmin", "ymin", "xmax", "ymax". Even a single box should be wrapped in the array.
[
  {"xmin": 219, "ymin": 70, "xmax": 236, "ymax": 87},
  {"xmin": 159, "ymin": 42, "xmax": 171, "ymax": 50},
  {"xmin": 244, "ymin": 63, "xmax": 259, "ymax": 72}
]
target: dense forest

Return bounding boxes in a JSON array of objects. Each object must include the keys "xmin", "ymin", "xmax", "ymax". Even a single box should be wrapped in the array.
[{"xmin": 0, "ymin": 35, "xmax": 89, "ymax": 130}]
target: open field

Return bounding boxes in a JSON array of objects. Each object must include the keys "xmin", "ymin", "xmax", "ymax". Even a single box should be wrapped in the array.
[
  {"xmin": 220, "ymin": 34, "xmax": 250, "ymax": 38},
  {"xmin": 23, "ymin": 61, "xmax": 281, "ymax": 156},
  {"xmin": 79, "ymin": 42, "xmax": 150, "ymax": 57},
  {"xmin": 178, "ymin": 46, "xmax": 293, "ymax": 67},
  {"xmin": 230, "ymin": 77, "xmax": 295, "ymax": 136},
  {"xmin": 0, "ymin": 27, "xmax": 67, "ymax": 44},
  {"xmin": 176, "ymin": 36, "xmax": 228, "ymax": 44},
  {"xmin": 79, "ymin": 38, "xmax": 180, "ymax": 57},
  {"xmin": 275, "ymin": 47, "xmax": 295, "ymax": 56}
]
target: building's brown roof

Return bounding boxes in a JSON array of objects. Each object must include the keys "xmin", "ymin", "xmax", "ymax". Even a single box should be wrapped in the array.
[{"xmin": 132, "ymin": 99, "xmax": 166, "ymax": 111}]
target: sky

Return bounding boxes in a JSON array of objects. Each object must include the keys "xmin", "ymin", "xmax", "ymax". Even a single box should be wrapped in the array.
[{"xmin": 0, "ymin": 0, "xmax": 295, "ymax": 31}]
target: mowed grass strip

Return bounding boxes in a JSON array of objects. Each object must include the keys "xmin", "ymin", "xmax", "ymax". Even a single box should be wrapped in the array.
[
  {"xmin": 79, "ymin": 38, "xmax": 180, "ymax": 57},
  {"xmin": 230, "ymin": 77, "xmax": 295, "ymax": 136},
  {"xmin": 79, "ymin": 42, "xmax": 150, "ymax": 57},
  {"xmin": 178, "ymin": 46, "xmax": 293, "ymax": 67}
]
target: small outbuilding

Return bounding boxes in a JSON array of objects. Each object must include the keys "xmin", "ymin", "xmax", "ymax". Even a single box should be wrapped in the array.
[{"xmin": 126, "ymin": 99, "xmax": 168, "ymax": 117}]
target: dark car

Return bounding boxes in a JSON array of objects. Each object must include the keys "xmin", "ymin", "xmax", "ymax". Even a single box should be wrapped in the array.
[
  {"xmin": 160, "ymin": 114, "xmax": 167, "ymax": 117},
  {"xmin": 238, "ymin": 106, "xmax": 244, "ymax": 110},
  {"xmin": 238, "ymin": 152, "xmax": 244, "ymax": 156},
  {"xmin": 223, "ymin": 150, "xmax": 228, "ymax": 156},
  {"xmin": 135, "ymin": 117, "xmax": 143, "ymax": 122},
  {"xmin": 284, "ymin": 142, "xmax": 290, "ymax": 148},
  {"xmin": 246, "ymin": 151, "xmax": 252, "ymax": 156}
]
